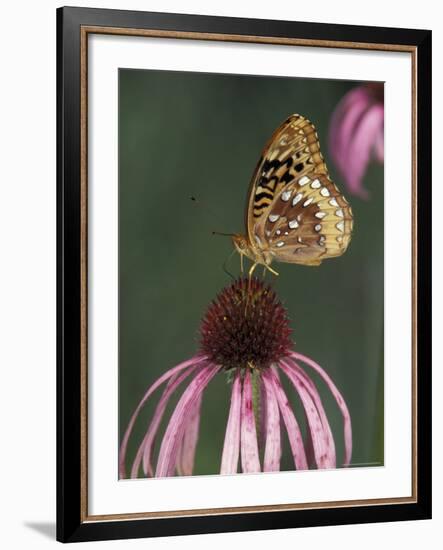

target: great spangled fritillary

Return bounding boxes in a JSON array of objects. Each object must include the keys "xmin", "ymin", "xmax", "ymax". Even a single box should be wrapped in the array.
[{"xmin": 232, "ymin": 114, "xmax": 353, "ymax": 275}]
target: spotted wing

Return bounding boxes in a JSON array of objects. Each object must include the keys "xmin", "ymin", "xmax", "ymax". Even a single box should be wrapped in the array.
[
  {"xmin": 246, "ymin": 114, "xmax": 328, "ymax": 244},
  {"xmin": 254, "ymin": 173, "xmax": 353, "ymax": 266}
]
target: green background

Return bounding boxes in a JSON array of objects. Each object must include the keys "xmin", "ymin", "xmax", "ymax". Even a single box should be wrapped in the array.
[{"xmin": 119, "ymin": 69, "xmax": 384, "ymax": 476}]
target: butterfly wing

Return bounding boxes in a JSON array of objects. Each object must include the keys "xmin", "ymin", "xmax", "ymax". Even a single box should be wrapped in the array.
[
  {"xmin": 246, "ymin": 114, "xmax": 329, "ymax": 244},
  {"xmin": 253, "ymin": 173, "xmax": 353, "ymax": 266}
]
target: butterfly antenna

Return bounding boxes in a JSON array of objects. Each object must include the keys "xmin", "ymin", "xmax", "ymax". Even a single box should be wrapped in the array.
[
  {"xmin": 189, "ymin": 196, "xmax": 228, "ymax": 231},
  {"xmin": 212, "ymin": 231, "xmax": 235, "ymax": 238},
  {"xmin": 189, "ymin": 197, "xmax": 236, "ymax": 278}
]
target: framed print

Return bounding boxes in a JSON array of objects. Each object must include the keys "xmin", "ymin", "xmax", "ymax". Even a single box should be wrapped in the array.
[{"xmin": 56, "ymin": 6, "xmax": 432, "ymax": 543}]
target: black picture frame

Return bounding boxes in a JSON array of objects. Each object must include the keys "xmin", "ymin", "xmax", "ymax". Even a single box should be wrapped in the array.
[{"xmin": 57, "ymin": 6, "xmax": 432, "ymax": 543}]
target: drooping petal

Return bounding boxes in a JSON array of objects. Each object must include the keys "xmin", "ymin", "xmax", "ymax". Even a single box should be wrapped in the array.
[
  {"xmin": 291, "ymin": 351, "xmax": 352, "ymax": 466},
  {"xmin": 155, "ymin": 364, "xmax": 219, "ymax": 477},
  {"xmin": 280, "ymin": 361, "xmax": 335, "ymax": 469},
  {"xmin": 259, "ymin": 375, "xmax": 268, "ymax": 452},
  {"xmin": 332, "ymin": 90, "xmax": 370, "ymax": 161},
  {"xmin": 176, "ymin": 392, "xmax": 203, "ymax": 476},
  {"xmin": 266, "ymin": 368, "xmax": 308, "ymax": 471},
  {"xmin": 240, "ymin": 369, "xmax": 261, "ymax": 473},
  {"xmin": 220, "ymin": 370, "xmax": 242, "ymax": 475},
  {"xmin": 262, "ymin": 370, "xmax": 281, "ymax": 472},
  {"xmin": 343, "ymin": 104, "xmax": 384, "ymax": 197},
  {"xmin": 130, "ymin": 364, "xmax": 199, "ymax": 478},
  {"xmin": 119, "ymin": 354, "xmax": 207, "ymax": 479},
  {"xmin": 285, "ymin": 359, "xmax": 336, "ymax": 467},
  {"xmin": 329, "ymin": 87, "xmax": 373, "ymax": 182},
  {"xmin": 374, "ymin": 124, "xmax": 384, "ymax": 163},
  {"xmin": 303, "ymin": 409, "xmax": 316, "ymax": 469}
]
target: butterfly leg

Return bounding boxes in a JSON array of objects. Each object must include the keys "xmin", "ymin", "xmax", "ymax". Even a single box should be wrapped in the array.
[
  {"xmin": 265, "ymin": 263, "xmax": 279, "ymax": 277},
  {"xmin": 248, "ymin": 262, "xmax": 258, "ymax": 278}
]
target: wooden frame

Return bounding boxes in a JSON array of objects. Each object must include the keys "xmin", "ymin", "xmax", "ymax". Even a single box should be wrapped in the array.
[{"xmin": 57, "ymin": 6, "xmax": 432, "ymax": 542}]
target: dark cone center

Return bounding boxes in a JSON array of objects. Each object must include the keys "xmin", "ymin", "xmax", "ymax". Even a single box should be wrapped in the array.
[{"xmin": 199, "ymin": 278, "xmax": 292, "ymax": 370}]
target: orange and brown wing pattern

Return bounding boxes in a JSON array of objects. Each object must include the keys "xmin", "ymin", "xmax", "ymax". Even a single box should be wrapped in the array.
[
  {"xmin": 246, "ymin": 114, "xmax": 329, "ymax": 243},
  {"xmin": 253, "ymin": 173, "xmax": 353, "ymax": 266}
]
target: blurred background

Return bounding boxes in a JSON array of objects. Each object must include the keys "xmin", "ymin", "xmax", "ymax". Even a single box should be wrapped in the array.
[{"xmin": 119, "ymin": 69, "xmax": 384, "ymax": 476}]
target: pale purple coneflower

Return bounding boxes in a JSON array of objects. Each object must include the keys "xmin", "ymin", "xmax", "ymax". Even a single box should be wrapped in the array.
[
  {"xmin": 119, "ymin": 277, "xmax": 352, "ymax": 478},
  {"xmin": 329, "ymin": 83, "xmax": 384, "ymax": 199}
]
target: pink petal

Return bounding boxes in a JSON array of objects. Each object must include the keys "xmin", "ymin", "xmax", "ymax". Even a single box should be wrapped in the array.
[
  {"xmin": 266, "ymin": 368, "xmax": 308, "ymax": 470},
  {"xmin": 329, "ymin": 87, "xmax": 372, "ymax": 175},
  {"xmin": 303, "ymin": 410, "xmax": 316, "ymax": 469},
  {"xmin": 280, "ymin": 362, "xmax": 335, "ymax": 469},
  {"xmin": 176, "ymin": 392, "xmax": 203, "ymax": 476},
  {"xmin": 240, "ymin": 370, "xmax": 261, "ymax": 473},
  {"xmin": 343, "ymin": 104, "xmax": 384, "ymax": 197},
  {"xmin": 259, "ymin": 374, "xmax": 267, "ymax": 451},
  {"xmin": 220, "ymin": 371, "xmax": 242, "ymax": 475},
  {"xmin": 262, "ymin": 371, "xmax": 281, "ymax": 471},
  {"xmin": 374, "ymin": 124, "xmax": 384, "ymax": 163},
  {"xmin": 291, "ymin": 351, "xmax": 352, "ymax": 466},
  {"xmin": 129, "ymin": 364, "xmax": 199, "ymax": 478},
  {"xmin": 155, "ymin": 364, "xmax": 219, "ymax": 477},
  {"xmin": 285, "ymin": 359, "xmax": 336, "ymax": 467},
  {"xmin": 118, "ymin": 354, "xmax": 207, "ymax": 479}
]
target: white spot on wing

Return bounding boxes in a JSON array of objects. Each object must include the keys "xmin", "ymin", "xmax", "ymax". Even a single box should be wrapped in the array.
[
  {"xmin": 315, "ymin": 211, "xmax": 326, "ymax": 219},
  {"xmin": 269, "ymin": 214, "xmax": 280, "ymax": 223},
  {"xmin": 329, "ymin": 198, "xmax": 339, "ymax": 207},
  {"xmin": 292, "ymin": 193, "xmax": 303, "ymax": 206},
  {"xmin": 298, "ymin": 176, "xmax": 310, "ymax": 186},
  {"xmin": 336, "ymin": 221, "xmax": 344, "ymax": 232},
  {"xmin": 276, "ymin": 241, "xmax": 285, "ymax": 247},
  {"xmin": 288, "ymin": 219, "xmax": 299, "ymax": 229},
  {"xmin": 320, "ymin": 187, "xmax": 330, "ymax": 197},
  {"xmin": 303, "ymin": 197, "xmax": 313, "ymax": 207},
  {"xmin": 315, "ymin": 224, "xmax": 322, "ymax": 232},
  {"xmin": 281, "ymin": 190, "xmax": 291, "ymax": 202},
  {"xmin": 336, "ymin": 209, "xmax": 344, "ymax": 217},
  {"xmin": 310, "ymin": 179, "xmax": 321, "ymax": 189},
  {"xmin": 254, "ymin": 235, "xmax": 262, "ymax": 246}
]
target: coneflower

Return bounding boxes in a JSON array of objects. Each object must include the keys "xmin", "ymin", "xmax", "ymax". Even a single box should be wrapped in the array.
[
  {"xmin": 119, "ymin": 277, "xmax": 352, "ymax": 478},
  {"xmin": 329, "ymin": 83, "xmax": 384, "ymax": 199}
]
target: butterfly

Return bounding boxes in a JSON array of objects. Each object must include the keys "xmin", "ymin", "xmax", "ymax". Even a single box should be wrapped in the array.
[{"xmin": 232, "ymin": 114, "xmax": 353, "ymax": 276}]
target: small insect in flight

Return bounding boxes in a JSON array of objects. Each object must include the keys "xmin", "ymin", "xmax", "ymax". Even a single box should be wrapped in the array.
[{"xmin": 231, "ymin": 114, "xmax": 353, "ymax": 277}]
